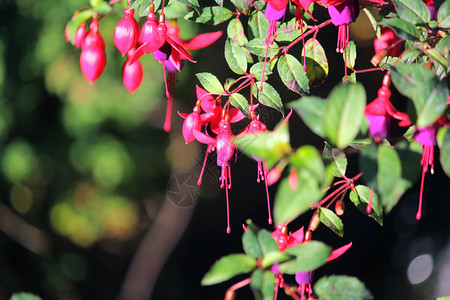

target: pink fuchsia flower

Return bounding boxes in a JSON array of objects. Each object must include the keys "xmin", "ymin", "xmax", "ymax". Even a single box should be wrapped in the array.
[
  {"xmin": 114, "ymin": 8, "xmax": 140, "ymax": 56},
  {"xmin": 374, "ymin": 27, "xmax": 402, "ymax": 57},
  {"xmin": 423, "ymin": 0, "xmax": 437, "ymax": 20},
  {"xmin": 414, "ymin": 115, "xmax": 447, "ymax": 220},
  {"xmin": 74, "ymin": 23, "xmax": 87, "ymax": 49},
  {"xmin": 327, "ymin": 0, "xmax": 360, "ymax": 53},
  {"xmin": 122, "ymin": 48, "xmax": 143, "ymax": 94},
  {"xmin": 271, "ymin": 223, "xmax": 352, "ymax": 299},
  {"xmin": 80, "ymin": 18, "xmax": 106, "ymax": 84},
  {"xmin": 193, "ymin": 111, "xmax": 238, "ymax": 233},
  {"xmin": 364, "ymin": 74, "xmax": 411, "ymax": 139},
  {"xmin": 138, "ymin": 3, "xmax": 158, "ymax": 45},
  {"xmin": 179, "ymin": 100, "xmax": 203, "ymax": 144}
]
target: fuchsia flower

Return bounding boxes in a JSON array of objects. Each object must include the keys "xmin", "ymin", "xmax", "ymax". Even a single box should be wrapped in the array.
[
  {"xmin": 327, "ymin": 0, "xmax": 360, "ymax": 53},
  {"xmin": 178, "ymin": 86, "xmax": 213, "ymax": 143},
  {"xmin": 122, "ymin": 47, "xmax": 143, "ymax": 94},
  {"xmin": 423, "ymin": 0, "xmax": 437, "ymax": 20},
  {"xmin": 414, "ymin": 115, "xmax": 447, "ymax": 220},
  {"xmin": 271, "ymin": 223, "xmax": 352, "ymax": 300},
  {"xmin": 114, "ymin": 8, "xmax": 140, "ymax": 56},
  {"xmin": 80, "ymin": 18, "xmax": 106, "ymax": 84},
  {"xmin": 74, "ymin": 23, "xmax": 87, "ymax": 49},
  {"xmin": 193, "ymin": 110, "xmax": 237, "ymax": 234},
  {"xmin": 364, "ymin": 74, "xmax": 411, "ymax": 139},
  {"xmin": 374, "ymin": 27, "xmax": 402, "ymax": 57}
]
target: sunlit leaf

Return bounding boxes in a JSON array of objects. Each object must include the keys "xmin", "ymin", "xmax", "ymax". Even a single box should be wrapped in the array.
[
  {"xmin": 278, "ymin": 241, "xmax": 331, "ymax": 274},
  {"xmin": 225, "ymin": 39, "xmax": 248, "ymax": 75},
  {"xmin": 319, "ymin": 207, "xmax": 344, "ymax": 237},
  {"xmin": 349, "ymin": 185, "xmax": 383, "ymax": 225},
  {"xmin": 392, "ymin": 0, "xmax": 430, "ymax": 25},
  {"xmin": 290, "ymin": 96, "xmax": 326, "ymax": 138},
  {"xmin": 245, "ymin": 38, "xmax": 280, "ymax": 57},
  {"xmin": 196, "ymin": 72, "xmax": 225, "ymax": 94},
  {"xmin": 277, "ymin": 54, "xmax": 309, "ymax": 94},
  {"xmin": 201, "ymin": 254, "xmax": 256, "ymax": 285},
  {"xmin": 314, "ymin": 275, "xmax": 373, "ymax": 300},
  {"xmin": 230, "ymin": 93, "xmax": 250, "ymax": 117},
  {"xmin": 252, "ymin": 82, "xmax": 284, "ymax": 114},
  {"xmin": 303, "ymin": 38, "xmax": 329, "ymax": 87}
]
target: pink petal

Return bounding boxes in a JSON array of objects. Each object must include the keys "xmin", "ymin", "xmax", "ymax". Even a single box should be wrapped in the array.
[
  {"xmin": 326, "ymin": 242, "xmax": 352, "ymax": 262},
  {"xmin": 183, "ymin": 31, "xmax": 223, "ymax": 50},
  {"xmin": 229, "ymin": 107, "xmax": 246, "ymax": 123},
  {"xmin": 193, "ymin": 129, "xmax": 216, "ymax": 145},
  {"xmin": 178, "ymin": 112, "xmax": 189, "ymax": 119},
  {"xmin": 165, "ymin": 35, "xmax": 196, "ymax": 63}
]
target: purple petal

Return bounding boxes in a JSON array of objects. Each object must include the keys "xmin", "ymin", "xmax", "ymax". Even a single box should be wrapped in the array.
[
  {"xmin": 295, "ymin": 271, "xmax": 314, "ymax": 284},
  {"xmin": 366, "ymin": 114, "xmax": 390, "ymax": 139},
  {"xmin": 328, "ymin": 0, "xmax": 359, "ymax": 26},
  {"xmin": 414, "ymin": 125, "xmax": 437, "ymax": 146},
  {"xmin": 265, "ymin": 2, "xmax": 287, "ymax": 22}
]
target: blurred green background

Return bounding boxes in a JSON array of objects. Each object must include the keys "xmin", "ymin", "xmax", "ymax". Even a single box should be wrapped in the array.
[{"xmin": 0, "ymin": 1, "xmax": 450, "ymax": 300}]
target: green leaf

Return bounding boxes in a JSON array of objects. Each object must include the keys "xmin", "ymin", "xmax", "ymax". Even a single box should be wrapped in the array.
[
  {"xmin": 250, "ymin": 62, "xmax": 273, "ymax": 81},
  {"xmin": 242, "ymin": 225, "xmax": 263, "ymax": 259},
  {"xmin": 261, "ymin": 251, "xmax": 291, "ymax": 268},
  {"xmin": 278, "ymin": 241, "xmax": 332, "ymax": 274},
  {"xmin": 201, "ymin": 254, "xmax": 256, "ymax": 285},
  {"xmin": 274, "ymin": 170, "xmax": 322, "ymax": 224},
  {"xmin": 261, "ymin": 270, "xmax": 276, "ymax": 300},
  {"xmin": 225, "ymin": 39, "xmax": 248, "ymax": 75},
  {"xmin": 215, "ymin": 0, "xmax": 224, "ymax": 6},
  {"xmin": 289, "ymin": 96, "xmax": 326, "ymax": 138},
  {"xmin": 323, "ymin": 144, "xmax": 348, "ymax": 178},
  {"xmin": 390, "ymin": 63, "xmax": 448, "ymax": 127},
  {"xmin": 233, "ymin": 121, "xmax": 290, "ymax": 168},
  {"xmin": 392, "ymin": 0, "xmax": 430, "ymax": 25},
  {"xmin": 230, "ymin": 93, "xmax": 250, "ymax": 117},
  {"xmin": 10, "ymin": 293, "xmax": 42, "ymax": 300},
  {"xmin": 245, "ymin": 38, "xmax": 280, "ymax": 57},
  {"xmin": 378, "ymin": 18, "xmax": 421, "ymax": 41},
  {"xmin": 377, "ymin": 144, "xmax": 403, "ymax": 212},
  {"xmin": 349, "ymin": 185, "xmax": 383, "ymax": 225},
  {"xmin": 250, "ymin": 269, "xmax": 264, "ymax": 299},
  {"xmin": 93, "ymin": 1, "xmax": 112, "ymax": 14},
  {"xmin": 277, "ymin": 54, "xmax": 310, "ymax": 94},
  {"xmin": 227, "ymin": 18, "xmax": 248, "ymax": 46},
  {"xmin": 314, "ymin": 275, "xmax": 373, "ymax": 300},
  {"xmin": 188, "ymin": 6, "xmax": 233, "ymax": 25},
  {"xmin": 438, "ymin": 127, "xmax": 450, "ymax": 177},
  {"xmin": 438, "ymin": 0, "xmax": 450, "ymax": 27},
  {"xmin": 164, "ymin": 1, "xmax": 190, "ymax": 19},
  {"xmin": 231, "ymin": 0, "xmax": 253, "ymax": 13},
  {"xmin": 257, "ymin": 229, "xmax": 279, "ymax": 255},
  {"xmin": 289, "ymin": 145, "xmax": 325, "ymax": 183},
  {"xmin": 437, "ymin": 296, "xmax": 450, "ymax": 300},
  {"xmin": 224, "ymin": 78, "xmax": 236, "ymax": 91},
  {"xmin": 303, "ymin": 38, "xmax": 329, "ymax": 87},
  {"xmin": 319, "ymin": 207, "xmax": 344, "ymax": 237},
  {"xmin": 248, "ymin": 11, "xmax": 269, "ymax": 40},
  {"xmin": 176, "ymin": 0, "xmax": 199, "ymax": 6},
  {"xmin": 435, "ymin": 35, "xmax": 450, "ymax": 57},
  {"xmin": 252, "ymin": 82, "xmax": 284, "ymax": 114},
  {"xmin": 66, "ymin": 10, "xmax": 94, "ymax": 44},
  {"xmin": 345, "ymin": 41, "xmax": 357, "ymax": 69},
  {"xmin": 323, "ymin": 83, "xmax": 366, "ymax": 149},
  {"xmin": 426, "ymin": 48, "xmax": 448, "ymax": 71},
  {"xmin": 196, "ymin": 72, "xmax": 225, "ymax": 94},
  {"xmin": 276, "ymin": 18, "xmax": 302, "ymax": 42}
]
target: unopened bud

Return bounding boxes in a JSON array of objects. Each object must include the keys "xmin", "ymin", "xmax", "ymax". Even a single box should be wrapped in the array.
[
  {"xmin": 288, "ymin": 170, "xmax": 298, "ymax": 191},
  {"xmin": 309, "ymin": 212, "xmax": 320, "ymax": 232},
  {"xmin": 335, "ymin": 200, "xmax": 344, "ymax": 216},
  {"xmin": 371, "ymin": 49, "xmax": 387, "ymax": 66},
  {"xmin": 305, "ymin": 230, "xmax": 312, "ymax": 242}
]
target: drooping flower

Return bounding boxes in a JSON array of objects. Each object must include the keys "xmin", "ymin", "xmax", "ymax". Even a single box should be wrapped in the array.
[
  {"xmin": 114, "ymin": 8, "xmax": 140, "ymax": 56},
  {"xmin": 261, "ymin": 0, "xmax": 289, "ymax": 89},
  {"xmin": 74, "ymin": 23, "xmax": 87, "ymax": 49},
  {"xmin": 122, "ymin": 47, "xmax": 143, "ymax": 94},
  {"xmin": 193, "ymin": 110, "xmax": 238, "ymax": 233},
  {"xmin": 138, "ymin": 3, "xmax": 158, "ymax": 45},
  {"xmin": 80, "ymin": 18, "xmax": 106, "ymax": 84},
  {"xmin": 271, "ymin": 223, "xmax": 352, "ymax": 299},
  {"xmin": 413, "ymin": 115, "xmax": 447, "ymax": 220},
  {"xmin": 423, "ymin": 0, "xmax": 437, "ymax": 20},
  {"xmin": 327, "ymin": 0, "xmax": 360, "ymax": 53},
  {"xmin": 364, "ymin": 74, "xmax": 411, "ymax": 139},
  {"xmin": 373, "ymin": 27, "xmax": 402, "ymax": 57}
]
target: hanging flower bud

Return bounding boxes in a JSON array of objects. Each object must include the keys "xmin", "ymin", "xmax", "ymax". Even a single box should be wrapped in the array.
[
  {"xmin": 423, "ymin": 0, "xmax": 437, "ymax": 20},
  {"xmin": 122, "ymin": 48, "xmax": 143, "ymax": 94},
  {"xmin": 80, "ymin": 19, "xmax": 106, "ymax": 84},
  {"xmin": 114, "ymin": 9, "xmax": 139, "ymax": 56},
  {"xmin": 178, "ymin": 99, "xmax": 203, "ymax": 144},
  {"xmin": 138, "ymin": 3, "xmax": 158, "ymax": 45},
  {"xmin": 74, "ymin": 23, "xmax": 87, "ymax": 48},
  {"xmin": 373, "ymin": 27, "xmax": 402, "ymax": 57}
]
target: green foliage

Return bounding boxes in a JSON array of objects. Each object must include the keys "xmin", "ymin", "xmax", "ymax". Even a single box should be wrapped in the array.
[
  {"xmin": 201, "ymin": 254, "xmax": 257, "ymax": 285},
  {"xmin": 314, "ymin": 275, "xmax": 373, "ymax": 300}
]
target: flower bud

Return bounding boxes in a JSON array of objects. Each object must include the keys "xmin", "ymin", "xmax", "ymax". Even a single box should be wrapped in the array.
[
  {"xmin": 123, "ymin": 48, "xmax": 143, "ymax": 94},
  {"xmin": 114, "ymin": 9, "xmax": 139, "ymax": 56},
  {"xmin": 74, "ymin": 23, "xmax": 86, "ymax": 49},
  {"xmin": 373, "ymin": 27, "xmax": 401, "ymax": 57},
  {"xmin": 335, "ymin": 199, "xmax": 344, "ymax": 216},
  {"xmin": 80, "ymin": 20, "xmax": 106, "ymax": 84}
]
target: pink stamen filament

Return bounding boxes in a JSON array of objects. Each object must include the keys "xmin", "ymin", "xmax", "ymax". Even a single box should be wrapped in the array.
[
  {"xmin": 261, "ymin": 21, "xmax": 278, "ymax": 92},
  {"xmin": 367, "ymin": 188, "xmax": 373, "ymax": 214},
  {"xmin": 164, "ymin": 93, "xmax": 172, "ymax": 132},
  {"xmin": 197, "ymin": 147, "xmax": 211, "ymax": 186},
  {"xmin": 417, "ymin": 145, "xmax": 434, "ymax": 220},
  {"xmin": 263, "ymin": 161, "xmax": 272, "ymax": 224}
]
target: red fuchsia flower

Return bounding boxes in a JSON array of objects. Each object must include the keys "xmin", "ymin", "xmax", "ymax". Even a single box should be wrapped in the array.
[
  {"xmin": 373, "ymin": 27, "xmax": 402, "ymax": 57},
  {"xmin": 80, "ymin": 18, "xmax": 106, "ymax": 84},
  {"xmin": 114, "ymin": 8, "xmax": 140, "ymax": 56},
  {"xmin": 326, "ymin": 0, "xmax": 360, "ymax": 53},
  {"xmin": 364, "ymin": 74, "xmax": 411, "ymax": 140},
  {"xmin": 261, "ymin": 0, "xmax": 289, "ymax": 89},
  {"xmin": 178, "ymin": 86, "xmax": 213, "ymax": 144},
  {"xmin": 423, "ymin": 0, "xmax": 437, "ymax": 20},
  {"xmin": 193, "ymin": 110, "xmax": 237, "ymax": 233},
  {"xmin": 271, "ymin": 223, "xmax": 352, "ymax": 300},
  {"xmin": 122, "ymin": 47, "xmax": 143, "ymax": 94},
  {"xmin": 413, "ymin": 115, "xmax": 447, "ymax": 220},
  {"xmin": 237, "ymin": 109, "xmax": 273, "ymax": 224}
]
